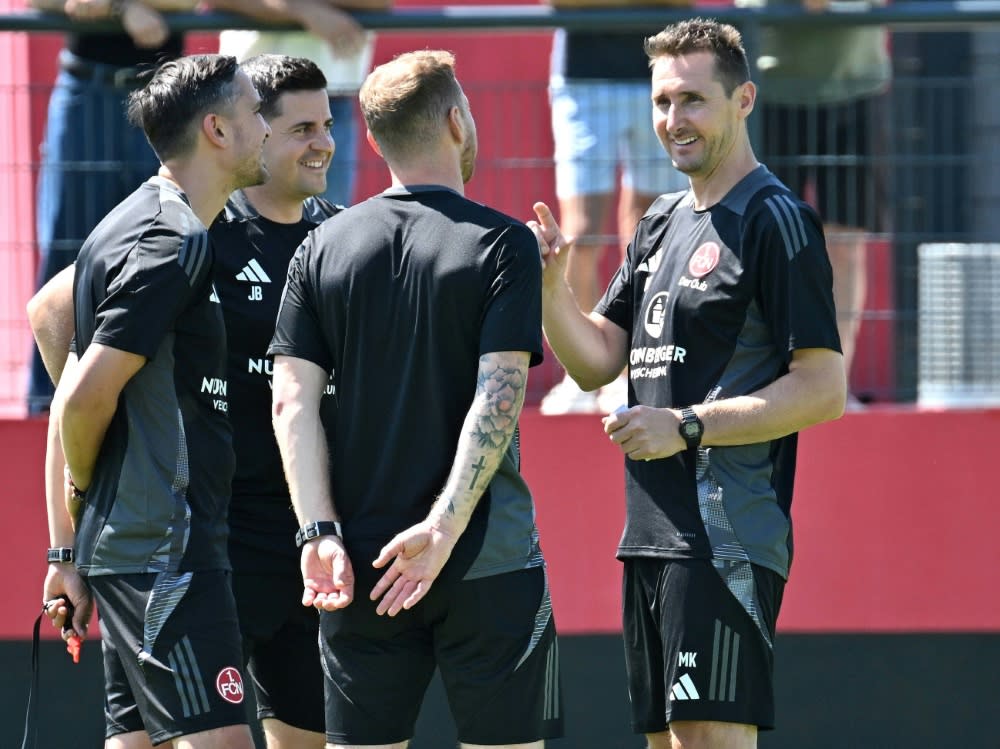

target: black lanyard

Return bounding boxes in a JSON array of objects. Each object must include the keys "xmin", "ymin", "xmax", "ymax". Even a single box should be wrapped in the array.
[
  {"xmin": 22, "ymin": 603, "xmax": 80, "ymax": 749},
  {"xmin": 20, "ymin": 607, "xmax": 45, "ymax": 749}
]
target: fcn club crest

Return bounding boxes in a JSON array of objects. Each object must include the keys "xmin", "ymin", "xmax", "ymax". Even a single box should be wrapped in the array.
[
  {"xmin": 688, "ymin": 242, "xmax": 721, "ymax": 278},
  {"xmin": 216, "ymin": 666, "xmax": 245, "ymax": 704}
]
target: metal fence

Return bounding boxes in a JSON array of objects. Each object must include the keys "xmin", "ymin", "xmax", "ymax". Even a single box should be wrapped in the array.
[{"xmin": 1, "ymin": 3, "xmax": 999, "ymax": 414}]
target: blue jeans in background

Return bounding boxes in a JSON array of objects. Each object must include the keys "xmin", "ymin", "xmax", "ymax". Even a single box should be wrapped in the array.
[
  {"xmin": 28, "ymin": 58, "xmax": 161, "ymax": 413},
  {"xmin": 323, "ymin": 94, "xmax": 360, "ymax": 208}
]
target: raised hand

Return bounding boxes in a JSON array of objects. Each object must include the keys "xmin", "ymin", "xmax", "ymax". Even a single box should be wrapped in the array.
[
  {"xmin": 304, "ymin": 4, "xmax": 366, "ymax": 60},
  {"xmin": 528, "ymin": 201, "xmax": 573, "ymax": 284},
  {"xmin": 120, "ymin": 3, "xmax": 170, "ymax": 49}
]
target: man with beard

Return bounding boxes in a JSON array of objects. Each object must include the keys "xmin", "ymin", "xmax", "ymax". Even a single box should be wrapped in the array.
[
  {"xmin": 40, "ymin": 54, "xmax": 269, "ymax": 749},
  {"xmin": 531, "ymin": 19, "xmax": 845, "ymax": 749},
  {"xmin": 29, "ymin": 53, "xmax": 339, "ymax": 749},
  {"xmin": 269, "ymin": 50, "xmax": 563, "ymax": 748}
]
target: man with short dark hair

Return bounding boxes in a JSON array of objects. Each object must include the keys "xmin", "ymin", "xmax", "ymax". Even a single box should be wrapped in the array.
[
  {"xmin": 532, "ymin": 18, "xmax": 845, "ymax": 749},
  {"xmin": 209, "ymin": 0, "xmax": 393, "ymax": 206},
  {"xmin": 30, "ymin": 53, "xmax": 338, "ymax": 749},
  {"xmin": 212, "ymin": 53, "xmax": 340, "ymax": 749},
  {"xmin": 43, "ymin": 54, "xmax": 269, "ymax": 749},
  {"xmin": 269, "ymin": 49, "xmax": 563, "ymax": 748}
]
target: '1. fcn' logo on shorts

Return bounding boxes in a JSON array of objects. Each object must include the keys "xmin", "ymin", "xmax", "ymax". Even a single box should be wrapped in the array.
[{"xmin": 216, "ymin": 666, "xmax": 245, "ymax": 704}]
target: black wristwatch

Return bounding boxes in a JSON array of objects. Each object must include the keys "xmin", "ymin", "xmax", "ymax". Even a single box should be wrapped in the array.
[
  {"xmin": 294, "ymin": 521, "xmax": 343, "ymax": 548},
  {"xmin": 47, "ymin": 547, "xmax": 74, "ymax": 564},
  {"xmin": 678, "ymin": 407, "xmax": 704, "ymax": 450}
]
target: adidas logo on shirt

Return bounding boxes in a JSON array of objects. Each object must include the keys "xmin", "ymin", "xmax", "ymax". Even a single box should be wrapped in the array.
[{"xmin": 236, "ymin": 259, "xmax": 271, "ymax": 283}]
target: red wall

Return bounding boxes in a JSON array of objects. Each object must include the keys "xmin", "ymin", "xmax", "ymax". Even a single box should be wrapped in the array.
[
  {"xmin": 526, "ymin": 406, "xmax": 1000, "ymax": 634},
  {"xmin": 5, "ymin": 407, "xmax": 1000, "ymax": 640}
]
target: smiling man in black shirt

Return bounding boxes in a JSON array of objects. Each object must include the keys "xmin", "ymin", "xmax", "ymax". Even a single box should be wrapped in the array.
[
  {"xmin": 211, "ymin": 54, "xmax": 341, "ymax": 749},
  {"xmin": 533, "ymin": 19, "xmax": 845, "ymax": 749}
]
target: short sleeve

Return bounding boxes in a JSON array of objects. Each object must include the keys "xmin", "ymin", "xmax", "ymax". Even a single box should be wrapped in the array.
[
  {"xmin": 91, "ymin": 209, "xmax": 212, "ymax": 359},
  {"xmin": 595, "ymin": 191, "xmax": 683, "ymax": 331},
  {"xmin": 751, "ymin": 194, "xmax": 842, "ymax": 360},
  {"xmin": 594, "ymin": 240, "xmax": 636, "ymax": 333},
  {"xmin": 267, "ymin": 233, "xmax": 334, "ymax": 372},
  {"xmin": 480, "ymin": 224, "xmax": 544, "ymax": 366}
]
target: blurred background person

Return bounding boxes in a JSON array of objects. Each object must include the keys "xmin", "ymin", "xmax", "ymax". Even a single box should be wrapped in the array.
[
  {"xmin": 210, "ymin": 0, "xmax": 393, "ymax": 207},
  {"xmin": 26, "ymin": 0, "xmax": 195, "ymax": 415},
  {"xmin": 540, "ymin": 0, "xmax": 690, "ymax": 415},
  {"xmin": 747, "ymin": 0, "xmax": 891, "ymax": 407}
]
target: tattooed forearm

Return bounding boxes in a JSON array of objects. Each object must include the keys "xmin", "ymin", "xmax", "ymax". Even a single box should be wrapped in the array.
[
  {"xmin": 474, "ymin": 361, "xmax": 526, "ymax": 450},
  {"xmin": 429, "ymin": 351, "xmax": 531, "ymax": 532},
  {"xmin": 468, "ymin": 455, "xmax": 487, "ymax": 491}
]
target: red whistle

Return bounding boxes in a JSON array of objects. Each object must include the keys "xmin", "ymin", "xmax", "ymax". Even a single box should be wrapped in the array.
[{"xmin": 66, "ymin": 634, "xmax": 82, "ymax": 664}]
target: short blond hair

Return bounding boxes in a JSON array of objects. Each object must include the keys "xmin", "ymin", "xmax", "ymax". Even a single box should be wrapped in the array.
[{"xmin": 360, "ymin": 50, "xmax": 463, "ymax": 160}]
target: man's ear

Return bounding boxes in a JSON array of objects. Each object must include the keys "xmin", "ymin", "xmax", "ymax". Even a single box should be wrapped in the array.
[
  {"xmin": 365, "ymin": 129, "xmax": 383, "ymax": 157},
  {"xmin": 447, "ymin": 106, "xmax": 464, "ymax": 143},
  {"xmin": 736, "ymin": 80, "xmax": 757, "ymax": 120},
  {"xmin": 202, "ymin": 113, "xmax": 228, "ymax": 149}
]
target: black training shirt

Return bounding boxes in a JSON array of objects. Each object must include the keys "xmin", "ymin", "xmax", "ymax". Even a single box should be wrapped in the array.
[
  {"xmin": 269, "ymin": 186, "xmax": 545, "ymax": 581},
  {"xmin": 596, "ymin": 166, "xmax": 841, "ymax": 579},
  {"xmin": 71, "ymin": 177, "xmax": 234, "ymax": 576},
  {"xmin": 211, "ymin": 191, "xmax": 340, "ymax": 571}
]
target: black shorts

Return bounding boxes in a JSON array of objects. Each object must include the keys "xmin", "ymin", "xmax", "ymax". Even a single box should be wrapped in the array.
[
  {"xmin": 232, "ymin": 571, "xmax": 324, "ymax": 733},
  {"xmin": 622, "ymin": 558, "xmax": 785, "ymax": 733},
  {"xmin": 758, "ymin": 94, "xmax": 890, "ymax": 233},
  {"xmin": 92, "ymin": 570, "xmax": 249, "ymax": 745},
  {"xmin": 320, "ymin": 565, "xmax": 563, "ymax": 745}
]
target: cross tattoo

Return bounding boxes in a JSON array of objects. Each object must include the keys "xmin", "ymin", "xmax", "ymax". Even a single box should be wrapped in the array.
[{"xmin": 469, "ymin": 456, "xmax": 487, "ymax": 490}]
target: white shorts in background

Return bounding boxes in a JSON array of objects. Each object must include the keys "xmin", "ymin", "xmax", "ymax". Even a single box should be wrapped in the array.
[{"xmin": 550, "ymin": 78, "xmax": 687, "ymax": 198}]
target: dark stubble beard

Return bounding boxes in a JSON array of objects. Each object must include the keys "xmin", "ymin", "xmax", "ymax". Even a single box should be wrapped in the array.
[{"xmin": 233, "ymin": 153, "xmax": 269, "ymax": 190}]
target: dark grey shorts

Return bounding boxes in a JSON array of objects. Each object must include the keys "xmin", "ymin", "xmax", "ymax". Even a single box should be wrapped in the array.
[
  {"xmin": 622, "ymin": 557, "xmax": 785, "ymax": 733},
  {"xmin": 320, "ymin": 564, "xmax": 564, "ymax": 745},
  {"xmin": 232, "ymin": 571, "xmax": 324, "ymax": 734},
  {"xmin": 93, "ymin": 570, "xmax": 248, "ymax": 745}
]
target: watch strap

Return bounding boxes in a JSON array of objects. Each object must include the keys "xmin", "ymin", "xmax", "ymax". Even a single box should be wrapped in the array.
[
  {"xmin": 679, "ymin": 406, "xmax": 704, "ymax": 449},
  {"xmin": 294, "ymin": 521, "xmax": 343, "ymax": 548},
  {"xmin": 47, "ymin": 547, "xmax": 74, "ymax": 564}
]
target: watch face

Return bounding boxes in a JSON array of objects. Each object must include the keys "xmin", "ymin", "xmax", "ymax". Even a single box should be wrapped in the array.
[{"xmin": 682, "ymin": 421, "xmax": 700, "ymax": 438}]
